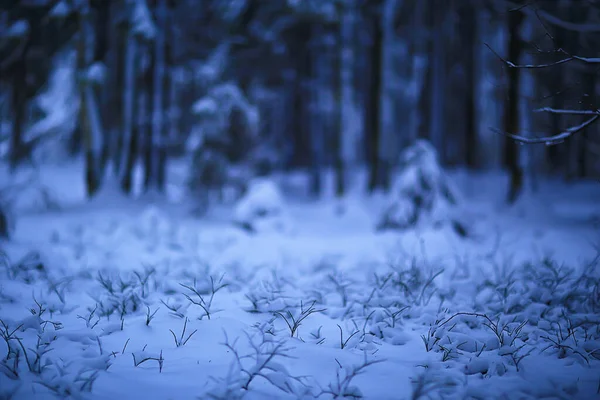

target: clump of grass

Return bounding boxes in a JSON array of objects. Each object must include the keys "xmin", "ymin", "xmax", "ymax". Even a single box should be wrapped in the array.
[
  {"xmin": 207, "ymin": 329, "xmax": 305, "ymax": 398},
  {"xmin": 132, "ymin": 349, "xmax": 164, "ymax": 373},
  {"xmin": 145, "ymin": 306, "xmax": 160, "ymax": 326},
  {"xmin": 169, "ymin": 318, "xmax": 197, "ymax": 347},
  {"xmin": 337, "ymin": 324, "xmax": 360, "ymax": 350},
  {"xmin": 160, "ymin": 298, "xmax": 188, "ymax": 319},
  {"xmin": 318, "ymin": 353, "xmax": 384, "ymax": 399},
  {"xmin": 180, "ymin": 275, "xmax": 228, "ymax": 320},
  {"xmin": 274, "ymin": 300, "xmax": 326, "ymax": 338},
  {"xmin": 1, "ymin": 251, "xmax": 47, "ymax": 283}
]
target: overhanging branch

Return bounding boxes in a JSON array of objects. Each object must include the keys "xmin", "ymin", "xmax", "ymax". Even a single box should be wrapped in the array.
[
  {"xmin": 507, "ymin": 1, "xmax": 600, "ymax": 33},
  {"xmin": 491, "ymin": 114, "xmax": 600, "ymax": 145}
]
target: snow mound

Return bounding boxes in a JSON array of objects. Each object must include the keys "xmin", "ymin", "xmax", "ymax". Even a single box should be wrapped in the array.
[
  {"xmin": 377, "ymin": 140, "xmax": 468, "ymax": 236},
  {"xmin": 233, "ymin": 178, "xmax": 293, "ymax": 234}
]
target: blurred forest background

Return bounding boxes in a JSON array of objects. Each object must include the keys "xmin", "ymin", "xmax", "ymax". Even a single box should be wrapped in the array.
[{"xmin": 0, "ymin": 0, "xmax": 599, "ymax": 207}]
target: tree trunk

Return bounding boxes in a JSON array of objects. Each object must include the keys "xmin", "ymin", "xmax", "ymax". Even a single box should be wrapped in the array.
[
  {"xmin": 309, "ymin": 28, "xmax": 324, "ymax": 198},
  {"xmin": 504, "ymin": 9, "xmax": 524, "ymax": 204},
  {"xmin": 462, "ymin": 2, "xmax": 477, "ymax": 169},
  {"xmin": 378, "ymin": 0, "xmax": 401, "ymax": 192},
  {"xmin": 151, "ymin": 0, "xmax": 167, "ymax": 193},
  {"xmin": 77, "ymin": 2, "xmax": 103, "ymax": 197},
  {"xmin": 429, "ymin": 0, "xmax": 446, "ymax": 162},
  {"xmin": 143, "ymin": 49, "xmax": 155, "ymax": 192},
  {"xmin": 120, "ymin": 26, "xmax": 137, "ymax": 193},
  {"xmin": 336, "ymin": 1, "xmax": 358, "ymax": 198},
  {"xmin": 9, "ymin": 66, "xmax": 26, "ymax": 171},
  {"xmin": 366, "ymin": 13, "xmax": 383, "ymax": 193},
  {"xmin": 408, "ymin": 0, "xmax": 428, "ymax": 148},
  {"xmin": 518, "ymin": 15, "xmax": 538, "ymax": 192},
  {"xmin": 290, "ymin": 26, "xmax": 312, "ymax": 169}
]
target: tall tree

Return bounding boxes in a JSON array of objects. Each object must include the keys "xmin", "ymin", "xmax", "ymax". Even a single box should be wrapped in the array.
[
  {"xmin": 336, "ymin": 0, "xmax": 358, "ymax": 197},
  {"xmin": 503, "ymin": 9, "xmax": 524, "ymax": 204},
  {"xmin": 119, "ymin": 12, "xmax": 138, "ymax": 193},
  {"xmin": 77, "ymin": 0, "xmax": 104, "ymax": 197},
  {"xmin": 377, "ymin": 0, "xmax": 401, "ymax": 192},
  {"xmin": 150, "ymin": 0, "xmax": 167, "ymax": 193},
  {"xmin": 429, "ymin": 0, "xmax": 446, "ymax": 162},
  {"xmin": 408, "ymin": 0, "xmax": 428, "ymax": 146},
  {"xmin": 365, "ymin": 2, "xmax": 384, "ymax": 193},
  {"xmin": 461, "ymin": 1, "xmax": 478, "ymax": 169}
]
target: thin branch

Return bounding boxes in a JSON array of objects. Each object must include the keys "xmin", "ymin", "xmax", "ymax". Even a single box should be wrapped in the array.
[
  {"xmin": 534, "ymin": 8, "xmax": 600, "ymax": 33},
  {"xmin": 485, "ymin": 43, "xmax": 575, "ymax": 68},
  {"xmin": 485, "ymin": 43, "xmax": 600, "ymax": 69},
  {"xmin": 490, "ymin": 114, "xmax": 600, "ymax": 145},
  {"xmin": 533, "ymin": 107, "xmax": 600, "ymax": 116},
  {"xmin": 505, "ymin": 1, "xmax": 600, "ymax": 33}
]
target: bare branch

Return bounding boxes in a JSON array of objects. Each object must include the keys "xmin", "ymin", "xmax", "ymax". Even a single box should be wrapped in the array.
[
  {"xmin": 484, "ymin": 43, "xmax": 575, "ymax": 69},
  {"xmin": 506, "ymin": 1, "xmax": 600, "ymax": 33},
  {"xmin": 491, "ymin": 114, "xmax": 600, "ymax": 145},
  {"xmin": 533, "ymin": 107, "xmax": 600, "ymax": 116},
  {"xmin": 485, "ymin": 43, "xmax": 600, "ymax": 69},
  {"xmin": 535, "ymin": 8, "xmax": 600, "ymax": 33}
]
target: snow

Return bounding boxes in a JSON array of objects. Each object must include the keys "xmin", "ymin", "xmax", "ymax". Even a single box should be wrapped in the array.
[
  {"xmin": 130, "ymin": 0, "xmax": 156, "ymax": 39},
  {"xmin": 24, "ymin": 51, "xmax": 79, "ymax": 160},
  {"xmin": 5, "ymin": 20, "xmax": 29, "ymax": 38},
  {"xmin": 233, "ymin": 178, "xmax": 294, "ymax": 234},
  {"xmin": 1, "ymin": 160, "xmax": 599, "ymax": 399},
  {"xmin": 49, "ymin": 1, "xmax": 71, "ymax": 18},
  {"xmin": 86, "ymin": 62, "xmax": 107, "ymax": 84},
  {"xmin": 378, "ymin": 140, "xmax": 464, "ymax": 233}
]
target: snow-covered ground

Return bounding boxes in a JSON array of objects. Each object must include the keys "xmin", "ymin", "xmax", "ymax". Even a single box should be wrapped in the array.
[{"xmin": 0, "ymin": 161, "xmax": 599, "ymax": 399}]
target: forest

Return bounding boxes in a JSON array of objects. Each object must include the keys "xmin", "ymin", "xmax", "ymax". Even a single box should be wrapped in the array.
[
  {"xmin": 0, "ymin": 1, "xmax": 599, "ymax": 399},
  {"xmin": 1, "ymin": 0, "xmax": 598, "ymax": 204}
]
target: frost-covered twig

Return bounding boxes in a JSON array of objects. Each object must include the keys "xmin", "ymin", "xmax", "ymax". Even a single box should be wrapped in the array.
[
  {"xmin": 318, "ymin": 353, "xmax": 384, "ymax": 399},
  {"xmin": 160, "ymin": 298, "xmax": 187, "ymax": 319},
  {"xmin": 274, "ymin": 300, "xmax": 326, "ymax": 338},
  {"xmin": 169, "ymin": 317, "xmax": 197, "ymax": 347},
  {"xmin": 145, "ymin": 305, "xmax": 159, "ymax": 326},
  {"xmin": 209, "ymin": 329, "xmax": 305, "ymax": 397},
  {"xmin": 337, "ymin": 324, "xmax": 360, "ymax": 350},
  {"xmin": 77, "ymin": 304, "xmax": 100, "ymax": 329},
  {"xmin": 132, "ymin": 349, "xmax": 164, "ymax": 372},
  {"xmin": 180, "ymin": 275, "xmax": 227, "ymax": 320}
]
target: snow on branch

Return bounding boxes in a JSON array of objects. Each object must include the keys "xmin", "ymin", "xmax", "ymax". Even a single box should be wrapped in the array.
[
  {"xmin": 533, "ymin": 107, "xmax": 600, "ymax": 116},
  {"xmin": 491, "ymin": 114, "xmax": 600, "ymax": 145},
  {"xmin": 484, "ymin": 43, "xmax": 600, "ymax": 69}
]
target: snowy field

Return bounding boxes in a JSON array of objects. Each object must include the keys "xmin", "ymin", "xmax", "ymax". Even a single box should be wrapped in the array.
[{"xmin": 1, "ymin": 161, "xmax": 599, "ymax": 399}]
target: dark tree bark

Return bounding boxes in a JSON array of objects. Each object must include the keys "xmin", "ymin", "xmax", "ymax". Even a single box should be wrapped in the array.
[
  {"xmin": 119, "ymin": 20, "xmax": 139, "ymax": 194},
  {"xmin": 155, "ymin": 0, "xmax": 171, "ymax": 192},
  {"xmin": 503, "ymin": 10, "xmax": 524, "ymax": 204},
  {"xmin": 77, "ymin": 6, "xmax": 103, "ymax": 197},
  {"xmin": 143, "ymin": 49, "xmax": 155, "ymax": 192},
  {"xmin": 9, "ymin": 65, "xmax": 26, "ymax": 171},
  {"xmin": 93, "ymin": 0, "xmax": 111, "ymax": 176},
  {"xmin": 120, "ymin": 122, "xmax": 138, "ymax": 194},
  {"xmin": 291, "ymin": 25, "xmax": 312, "ymax": 170},
  {"xmin": 462, "ymin": 2, "xmax": 478, "ymax": 169},
  {"xmin": 429, "ymin": 0, "xmax": 446, "ymax": 163},
  {"xmin": 333, "ymin": 23, "xmax": 344, "ymax": 198},
  {"xmin": 366, "ymin": 14, "xmax": 383, "ymax": 193}
]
